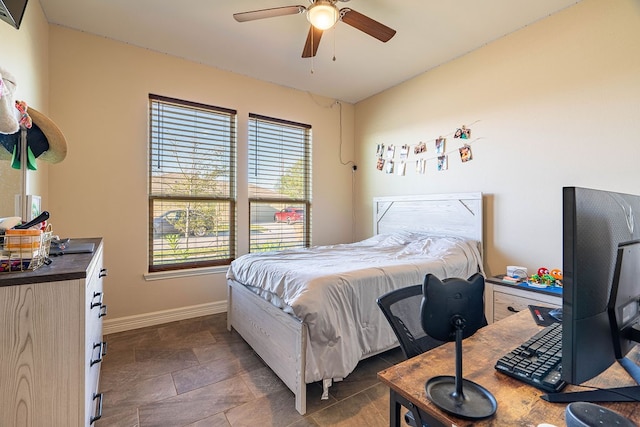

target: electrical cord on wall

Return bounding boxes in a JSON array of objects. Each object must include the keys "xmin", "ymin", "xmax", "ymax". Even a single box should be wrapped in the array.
[
  {"xmin": 307, "ymin": 92, "xmax": 358, "ymax": 242},
  {"xmin": 305, "ymin": 93, "xmax": 355, "ymax": 169},
  {"xmin": 333, "ymin": 100, "xmax": 357, "ymax": 242},
  {"xmin": 306, "ymin": 93, "xmax": 357, "ymax": 241},
  {"xmin": 332, "ymin": 100, "xmax": 358, "ymax": 240},
  {"xmin": 333, "ymin": 100, "xmax": 355, "ymax": 168}
]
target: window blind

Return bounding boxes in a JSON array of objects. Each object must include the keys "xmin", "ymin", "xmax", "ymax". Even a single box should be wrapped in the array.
[
  {"xmin": 248, "ymin": 113, "xmax": 311, "ymax": 252},
  {"xmin": 148, "ymin": 94, "xmax": 237, "ymax": 272}
]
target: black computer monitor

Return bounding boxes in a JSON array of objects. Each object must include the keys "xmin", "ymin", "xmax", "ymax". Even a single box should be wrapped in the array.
[{"xmin": 543, "ymin": 187, "xmax": 640, "ymax": 403}]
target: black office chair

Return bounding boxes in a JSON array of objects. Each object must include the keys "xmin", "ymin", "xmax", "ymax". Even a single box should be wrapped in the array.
[
  {"xmin": 377, "ymin": 284, "xmax": 445, "ymax": 360},
  {"xmin": 377, "ymin": 284, "xmax": 445, "ymax": 427}
]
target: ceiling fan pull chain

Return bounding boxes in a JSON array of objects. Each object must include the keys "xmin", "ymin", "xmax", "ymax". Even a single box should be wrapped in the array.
[
  {"xmin": 311, "ymin": 29, "xmax": 315, "ymax": 74},
  {"xmin": 333, "ymin": 27, "xmax": 336, "ymax": 61}
]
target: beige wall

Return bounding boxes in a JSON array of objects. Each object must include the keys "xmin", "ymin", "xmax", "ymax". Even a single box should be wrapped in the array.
[
  {"xmin": 0, "ymin": 1, "xmax": 50, "ymax": 217},
  {"xmin": 354, "ymin": 0, "xmax": 640, "ymax": 278},
  {"xmin": 45, "ymin": 26, "xmax": 355, "ymax": 320},
  {"xmin": 5, "ymin": 0, "xmax": 639, "ymax": 323}
]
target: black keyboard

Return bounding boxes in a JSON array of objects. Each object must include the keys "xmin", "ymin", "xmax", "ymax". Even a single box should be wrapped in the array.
[{"xmin": 495, "ymin": 322, "xmax": 567, "ymax": 393}]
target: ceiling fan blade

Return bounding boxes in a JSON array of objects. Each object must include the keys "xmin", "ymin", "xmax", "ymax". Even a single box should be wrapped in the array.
[
  {"xmin": 340, "ymin": 8, "xmax": 396, "ymax": 42},
  {"xmin": 302, "ymin": 25, "xmax": 324, "ymax": 58},
  {"xmin": 234, "ymin": 5, "xmax": 306, "ymax": 22}
]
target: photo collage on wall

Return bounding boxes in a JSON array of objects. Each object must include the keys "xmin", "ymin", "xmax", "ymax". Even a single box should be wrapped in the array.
[{"xmin": 375, "ymin": 124, "xmax": 475, "ymax": 176}]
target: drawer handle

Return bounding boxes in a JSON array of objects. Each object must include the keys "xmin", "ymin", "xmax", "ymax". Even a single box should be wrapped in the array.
[
  {"xmin": 507, "ymin": 306, "xmax": 519, "ymax": 313},
  {"xmin": 99, "ymin": 268, "xmax": 108, "ymax": 278},
  {"xmin": 90, "ymin": 291, "xmax": 103, "ymax": 309},
  {"xmin": 90, "ymin": 393, "xmax": 103, "ymax": 424},
  {"xmin": 90, "ymin": 341, "xmax": 108, "ymax": 366},
  {"xmin": 98, "ymin": 304, "xmax": 108, "ymax": 318}
]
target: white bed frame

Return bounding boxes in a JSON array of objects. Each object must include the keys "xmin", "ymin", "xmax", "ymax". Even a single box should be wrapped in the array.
[{"xmin": 227, "ymin": 192, "xmax": 484, "ymax": 415}]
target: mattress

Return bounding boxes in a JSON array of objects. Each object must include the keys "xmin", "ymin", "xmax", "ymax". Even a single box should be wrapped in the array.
[{"xmin": 226, "ymin": 231, "xmax": 484, "ymax": 383}]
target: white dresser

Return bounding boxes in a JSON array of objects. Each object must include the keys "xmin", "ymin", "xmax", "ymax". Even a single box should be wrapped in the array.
[{"xmin": 0, "ymin": 238, "xmax": 106, "ymax": 426}]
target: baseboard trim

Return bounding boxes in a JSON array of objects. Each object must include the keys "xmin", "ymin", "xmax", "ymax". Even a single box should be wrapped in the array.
[{"xmin": 103, "ymin": 301, "xmax": 227, "ymax": 335}]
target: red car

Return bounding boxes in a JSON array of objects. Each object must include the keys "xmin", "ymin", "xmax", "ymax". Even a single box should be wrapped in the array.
[{"xmin": 274, "ymin": 207, "xmax": 304, "ymax": 224}]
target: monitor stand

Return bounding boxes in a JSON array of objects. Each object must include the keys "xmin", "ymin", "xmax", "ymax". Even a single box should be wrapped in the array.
[{"xmin": 541, "ymin": 357, "xmax": 640, "ymax": 403}]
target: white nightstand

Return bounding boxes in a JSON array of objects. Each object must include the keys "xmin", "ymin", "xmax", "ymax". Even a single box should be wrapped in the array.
[{"xmin": 484, "ymin": 275, "xmax": 562, "ymax": 323}]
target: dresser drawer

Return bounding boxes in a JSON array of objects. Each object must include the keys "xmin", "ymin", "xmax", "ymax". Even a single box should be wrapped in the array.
[
  {"xmin": 85, "ymin": 256, "xmax": 105, "ymax": 371},
  {"xmin": 87, "ymin": 356, "xmax": 103, "ymax": 424},
  {"xmin": 493, "ymin": 291, "xmax": 560, "ymax": 322},
  {"xmin": 87, "ymin": 277, "xmax": 105, "ymax": 341},
  {"xmin": 84, "ymin": 247, "xmax": 106, "ymax": 425}
]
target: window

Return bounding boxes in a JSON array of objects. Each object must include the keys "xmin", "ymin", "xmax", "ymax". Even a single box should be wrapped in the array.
[
  {"xmin": 248, "ymin": 113, "xmax": 311, "ymax": 252},
  {"xmin": 149, "ymin": 94, "xmax": 236, "ymax": 272}
]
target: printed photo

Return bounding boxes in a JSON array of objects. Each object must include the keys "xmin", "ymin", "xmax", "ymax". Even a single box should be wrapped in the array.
[
  {"xmin": 376, "ymin": 143, "xmax": 385, "ymax": 158},
  {"xmin": 385, "ymin": 159, "xmax": 395, "ymax": 174},
  {"xmin": 396, "ymin": 161, "xmax": 406, "ymax": 176},
  {"xmin": 437, "ymin": 155, "xmax": 448, "ymax": 171},
  {"xmin": 416, "ymin": 158, "xmax": 426, "ymax": 174},
  {"xmin": 376, "ymin": 157, "xmax": 385, "ymax": 171},
  {"xmin": 459, "ymin": 144, "xmax": 472, "ymax": 162},
  {"xmin": 386, "ymin": 145, "xmax": 396, "ymax": 159},
  {"xmin": 414, "ymin": 142, "xmax": 426, "ymax": 155},
  {"xmin": 435, "ymin": 137, "xmax": 445, "ymax": 155},
  {"xmin": 454, "ymin": 125, "xmax": 471, "ymax": 139},
  {"xmin": 400, "ymin": 144, "xmax": 410, "ymax": 159}
]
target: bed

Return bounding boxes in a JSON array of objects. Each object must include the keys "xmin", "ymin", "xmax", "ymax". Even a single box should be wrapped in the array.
[{"xmin": 226, "ymin": 192, "xmax": 484, "ymax": 414}]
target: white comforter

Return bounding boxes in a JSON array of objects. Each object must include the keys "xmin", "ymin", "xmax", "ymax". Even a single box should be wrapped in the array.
[{"xmin": 226, "ymin": 231, "xmax": 483, "ymax": 384}]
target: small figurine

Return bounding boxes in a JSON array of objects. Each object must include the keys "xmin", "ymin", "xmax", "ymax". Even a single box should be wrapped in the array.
[
  {"xmin": 15, "ymin": 100, "xmax": 32, "ymax": 129},
  {"xmin": 538, "ymin": 267, "xmax": 550, "ymax": 277},
  {"xmin": 550, "ymin": 269, "xmax": 563, "ymax": 280}
]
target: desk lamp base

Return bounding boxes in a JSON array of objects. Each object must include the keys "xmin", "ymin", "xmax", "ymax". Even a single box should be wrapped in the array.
[{"xmin": 426, "ymin": 376, "xmax": 497, "ymax": 420}]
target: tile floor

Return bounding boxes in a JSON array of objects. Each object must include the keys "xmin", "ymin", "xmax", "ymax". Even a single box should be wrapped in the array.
[{"xmin": 95, "ymin": 313, "xmax": 410, "ymax": 427}]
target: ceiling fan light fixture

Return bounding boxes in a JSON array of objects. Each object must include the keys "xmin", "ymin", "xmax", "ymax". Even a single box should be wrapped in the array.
[{"xmin": 307, "ymin": 1, "xmax": 338, "ymax": 30}]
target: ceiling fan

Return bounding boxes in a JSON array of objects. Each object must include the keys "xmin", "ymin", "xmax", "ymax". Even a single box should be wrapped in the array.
[{"xmin": 233, "ymin": 0, "xmax": 396, "ymax": 58}]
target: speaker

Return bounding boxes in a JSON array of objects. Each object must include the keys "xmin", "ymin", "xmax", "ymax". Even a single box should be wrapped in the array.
[{"xmin": 565, "ymin": 402, "xmax": 636, "ymax": 427}]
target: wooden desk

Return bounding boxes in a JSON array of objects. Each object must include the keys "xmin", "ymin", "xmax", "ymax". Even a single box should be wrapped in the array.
[{"xmin": 378, "ymin": 310, "xmax": 640, "ymax": 427}]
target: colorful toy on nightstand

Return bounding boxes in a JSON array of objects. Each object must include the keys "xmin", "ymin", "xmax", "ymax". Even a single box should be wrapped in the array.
[
  {"xmin": 528, "ymin": 267, "xmax": 563, "ymax": 288},
  {"xmin": 537, "ymin": 267, "xmax": 549, "ymax": 277},
  {"xmin": 550, "ymin": 268, "xmax": 563, "ymax": 287}
]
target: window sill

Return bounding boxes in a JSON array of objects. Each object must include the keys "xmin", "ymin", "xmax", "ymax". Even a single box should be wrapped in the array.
[{"xmin": 144, "ymin": 265, "xmax": 229, "ymax": 281}]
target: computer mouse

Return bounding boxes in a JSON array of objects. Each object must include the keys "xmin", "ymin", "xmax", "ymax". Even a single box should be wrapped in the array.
[{"xmin": 548, "ymin": 308, "xmax": 563, "ymax": 322}]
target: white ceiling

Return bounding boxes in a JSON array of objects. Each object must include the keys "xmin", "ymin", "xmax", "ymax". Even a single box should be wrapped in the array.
[{"xmin": 39, "ymin": 0, "xmax": 581, "ymax": 103}]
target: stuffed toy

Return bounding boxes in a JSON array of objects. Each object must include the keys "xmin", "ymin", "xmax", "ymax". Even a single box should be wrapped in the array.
[
  {"xmin": 15, "ymin": 100, "xmax": 32, "ymax": 129},
  {"xmin": 8, "ymin": 100, "xmax": 35, "ymax": 169},
  {"xmin": 0, "ymin": 66, "xmax": 19, "ymax": 134},
  {"xmin": 0, "ymin": 103, "xmax": 68, "ymax": 169}
]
